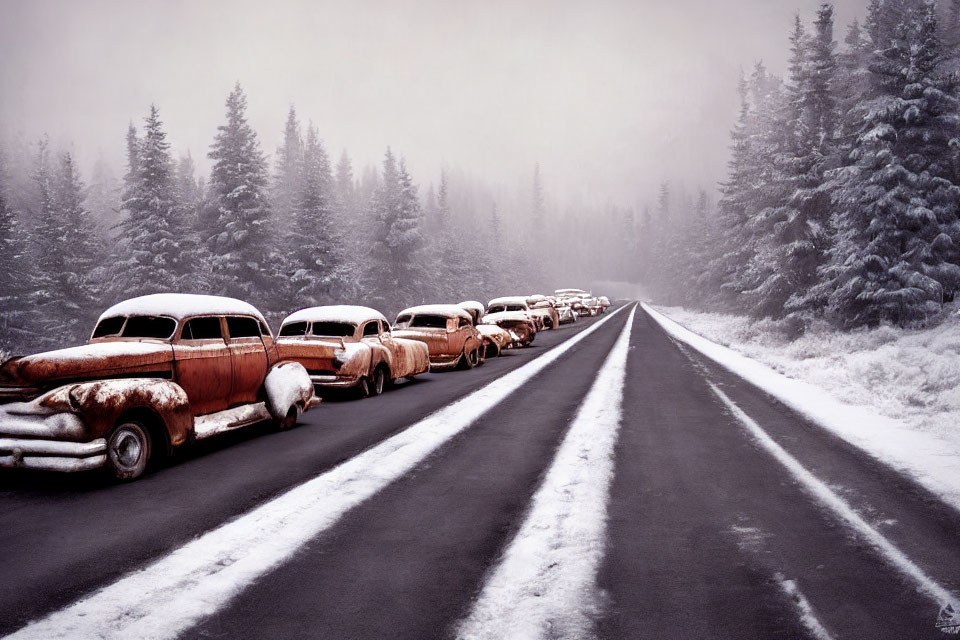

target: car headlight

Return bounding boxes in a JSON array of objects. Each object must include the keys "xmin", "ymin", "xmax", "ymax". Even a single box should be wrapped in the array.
[{"xmin": 40, "ymin": 385, "xmax": 81, "ymax": 412}]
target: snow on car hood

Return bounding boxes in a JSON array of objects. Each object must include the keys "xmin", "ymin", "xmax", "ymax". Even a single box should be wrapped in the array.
[
  {"xmin": 482, "ymin": 311, "xmax": 534, "ymax": 325},
  {"xmin": 1, "ymin": 341, "xmax": 174, "ymax": 386}
]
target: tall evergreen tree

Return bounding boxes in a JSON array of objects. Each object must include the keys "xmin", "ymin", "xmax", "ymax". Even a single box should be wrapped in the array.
[
  {"xmin": 817, "ymin": 3, "xmax": 960, "ymax": 327},
  {"xmin": 286, "ymin": 123, "xmax": 344, "ymax": 307},
  {"xmin": 118, "ymin": 105, "xmax": 185, "ymax": 296},
  {"xmin": 366, "ymin": 149, "xmax": 425, "ymax": 312},
  {"xmin": 272, "ymin": 105, "xmax": 303, "ymax": 236},
  {"xmin": 0, "ymin": 148, "xmax": 33, "ymax": 352},
  {"xmin": 206, "ymin": 83, "xmax": 273, "ymax": 308}
]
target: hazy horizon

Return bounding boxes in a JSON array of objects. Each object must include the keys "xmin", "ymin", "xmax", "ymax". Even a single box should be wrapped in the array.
[{"xmin": 1, "ymin": 0, "xmax": 864, "ymax": 208}]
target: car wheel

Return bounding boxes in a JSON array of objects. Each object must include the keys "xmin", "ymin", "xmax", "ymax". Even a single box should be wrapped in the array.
[
  {"xmin": 370, "ymin": 367, "xmax": 387, "ymax": 396},
  {"xmin": 488, "ymin": 343, "xmax": 500, "ymax": 358},
  {"xmin": 276, "ymin": 404, "xmax": 301, "ymax": 430},
  {"xmin": 460, "ymin": 348, "xmax": 478, "ymax": 369},
  {"xmin": 107, "ymin": 421, "xmax": 152, "ymax": 481}
]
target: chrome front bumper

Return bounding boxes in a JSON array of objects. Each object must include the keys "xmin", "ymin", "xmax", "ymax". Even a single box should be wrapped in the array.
[
  {"xmin": 309, "ymin": 374, "xmax": 362, "ymax": 388},
  {"xmin": 0, "ymin": 437, "xmax": 107, "ymax": 472},
  {"xmin": 0, "ymin": 396, "xmax": 105, "ymax": 472}
]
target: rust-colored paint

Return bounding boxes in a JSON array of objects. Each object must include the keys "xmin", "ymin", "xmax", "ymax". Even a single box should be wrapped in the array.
[
  {"xmin": 277, "ymin": 317, "xmax": 430, "ymax": 386},
  {"xmin": 392, "ymin": 314, "xmax": 482, "ymax": 368},
  {"xmin": 65, "ymin": 378, "xmax": 193, "ymax": 447},
  {"xmin": 0, "ymin": 308, "xmax": 293, "ymax": 456},
  {"xmin": 1, "ymin": 342, "xmax": 175, "ymax": 387}
]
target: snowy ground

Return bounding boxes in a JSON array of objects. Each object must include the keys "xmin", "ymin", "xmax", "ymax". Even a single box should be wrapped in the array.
[{"xmin": 652, "ymin": 304, "xmax": 960, "ymax": 512}]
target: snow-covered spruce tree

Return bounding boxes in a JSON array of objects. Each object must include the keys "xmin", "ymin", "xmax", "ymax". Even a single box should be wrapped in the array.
[
  {"xmin": 272, "ymin": 105, "xmax": 303, "ymax": 238},
  {"xmin": 702, "ymin": 65, "xmax": 786, "ymax": 311},
  {"xmin": 118, "ymin": 105, "xmax": 187, "ymax": 297},
  {"xmin": 53, "ymin": 152, "xmax": 103, "ymax": 341},
  {"xmin": 746, "ymin": 5, "xmax": 840, "ymax": 325},
  {"xmin": 365, "ymin": 149, "xmax": 426, "ymax": 313},
  {"xmin": 0, "ymin": 148, "xmax": 34, "ymax": 353},
  {"xmin": 172, "ymin": 152, "xmax": 206, "ymax": 293},
  {"xmin": 285, "ymin": 123, "xmax": 346, "ymax": 308},
  {"xmin": 816, "ymin": 3, "xmax": 960, "ymax": 328},
  {"xmin": 206, "ymin": 83, "xmax": 273, "ymax": 310},
  {"xmin": 28, "ymin": 139, "xmax": 66, "ymax": 349}
]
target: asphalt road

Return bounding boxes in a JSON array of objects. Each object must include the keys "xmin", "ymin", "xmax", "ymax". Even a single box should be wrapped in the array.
[{"xmin": 2, "ymin": 303, "xmax": 959, "ymax": 639}]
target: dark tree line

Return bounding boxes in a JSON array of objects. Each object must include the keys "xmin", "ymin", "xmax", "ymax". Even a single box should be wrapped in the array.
[
  {"xmin": 642, "ymin": 0, "xmax": 960, "ymax": 332},
  {"xmin": 1, "ymin": 82, "xmax": 639, "ymax": 354}
]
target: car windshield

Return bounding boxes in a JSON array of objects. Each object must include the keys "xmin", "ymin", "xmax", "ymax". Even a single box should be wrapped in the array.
[
  {"xmin": 91, "ymin": 316, "xmax": 125, "ymax": 338},
  {"xmin": 394, "ymin": 314, "xmax": 412, "ymax": 329},
  {"xmin": 311, "ymin": 322, "xmax": 356, "ymax": 338},
  {"xmin": 409, "ymin": 315, "xmax": 449, "ymax": 329},
  {"xmin": 506, "ymin": 305, "xmax": 525, "ymax": 312},
  {"xmin": 121, "ymin": 316, "xmax": 177, "ymax": 339},
  {"xmin": 279, "ymin": 321, "xmax": 309, "ymax": 337}
]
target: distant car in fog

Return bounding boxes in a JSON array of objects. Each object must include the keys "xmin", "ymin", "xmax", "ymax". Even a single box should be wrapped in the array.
[
  {"xmin": 276, "ymin": 305, "xmax": 430, "ymax": 397},
  {"xmin": 483, "ymin": 297, "xmax": 539, "ymax": 347},
  {"xmin": 526, "ymin": 295, "xmax": 561, "ymax": 330}
]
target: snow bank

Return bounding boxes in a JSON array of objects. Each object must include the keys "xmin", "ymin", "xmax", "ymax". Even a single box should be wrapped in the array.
[
  {"xmin": 646, "ymin": 304, "xmax": 960, "ymax": 513},
  {"xmin": 457, "ymin": 307, "xmax": 635, "ymax": 640}
]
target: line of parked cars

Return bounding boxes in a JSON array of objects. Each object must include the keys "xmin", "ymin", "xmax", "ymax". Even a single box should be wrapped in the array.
[{"xmin": 0, "ymin": 288, "xmax": 610, "ymax": 481}]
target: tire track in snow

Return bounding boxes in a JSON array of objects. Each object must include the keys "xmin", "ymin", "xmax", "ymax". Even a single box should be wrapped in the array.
[
  {"xmin": 3, "ymin": 305, "xmax": 634, "ymax": 640},
  {"xmin": 708, "ymin": 382, "xmax": 959, "ymax": 613},
  {"xmin": 456, "ymin": 306, "xmax": 636, "ymax": 640}
]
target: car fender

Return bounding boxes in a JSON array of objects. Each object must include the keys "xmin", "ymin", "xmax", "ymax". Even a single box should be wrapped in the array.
[
  {"xmin": 46, "ymin": 378, "xmax": 192, "ymax": 447},
  {"xmin": 264, "ymin": 361, "xmax": 315, "ymax": 421}
]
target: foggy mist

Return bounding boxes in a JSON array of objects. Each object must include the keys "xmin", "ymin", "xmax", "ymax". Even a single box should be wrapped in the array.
[{"xmin": 1, "ymin": 0, "xmax": 863, "ymax": 205}]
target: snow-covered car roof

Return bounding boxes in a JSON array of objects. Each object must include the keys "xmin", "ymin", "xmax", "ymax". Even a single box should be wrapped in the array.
[
  {"xmin": 282, "ymin": 305, "xmax": 386, "ymax": 326},
  {"xmin": 458, "ymin": 300, "xmax": 485, "ymax": 314},
  {"xmin": 99, "ymin": 293, "xmax": 266, "ymax": 324},
  {"xmin": 488, "ymin": 296, "xmax": 530, "ymax": 307},
  {"xmin": 397, "ymin": 304, "xmax": 472, "ymax": 319}
]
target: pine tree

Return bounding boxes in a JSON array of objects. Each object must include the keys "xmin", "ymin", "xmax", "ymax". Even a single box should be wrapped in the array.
[
  {"xmin": 286, "ymin": 123, "xmax": 344, "ymax": 308},
  {"xmin": 118, "ymin": 105, "xmax": 185, "ymax": 296},
  {"xmin": 366, "ymin": 149, "xmax": 425, "ymax": 312},
  {"xmin": 0, "ymin": 148, "xmax": 33, "ymax": 352},
  {"xmin": 54, "ymin": 152, "xmax": 102, "ymax": 340},
  {"xmin": 272, "ymin": 105, "xmax": 303, "ymax": 236},
  {"xmin": 206, "ymin": 83, "xmax": 273, "ymax": 309},
  {"xmin": 817, "ymin": 3, "xmax": 960, "ymax": 327}
]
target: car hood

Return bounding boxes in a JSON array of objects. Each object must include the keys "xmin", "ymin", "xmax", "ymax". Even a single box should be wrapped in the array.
[
  {"xmin": 0, "ymin": 341, "xmax": 175, "ymax": 387},
  {"xmin": 482, "ymin": 311, "xmax": 534, "ymax": 325}
]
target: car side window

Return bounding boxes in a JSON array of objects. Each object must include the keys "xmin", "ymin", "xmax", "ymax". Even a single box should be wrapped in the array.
[
  {"xmin": 362, "ymin": 321, "xmax": 379, "ymax": 337},
  {"xmin": 458, "ymin": 317, "xmax": 471, "ymax": 328},
  {"xmin": 182, "ymin": 317, "xmax": 223, "ymax": 340},
  {"xmin": 227, "ymin": 316, "xmax": 261, "ymax": 339}
]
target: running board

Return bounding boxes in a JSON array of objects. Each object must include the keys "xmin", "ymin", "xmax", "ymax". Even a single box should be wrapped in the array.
[{"xmin": 194, "ymin": 402, "xmax": 273, "ymax": 441}]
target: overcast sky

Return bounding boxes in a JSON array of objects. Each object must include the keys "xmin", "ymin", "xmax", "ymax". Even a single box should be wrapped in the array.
[{"xmin": 0, "ymin": 0, "xmax": 864, "ymax": 207}]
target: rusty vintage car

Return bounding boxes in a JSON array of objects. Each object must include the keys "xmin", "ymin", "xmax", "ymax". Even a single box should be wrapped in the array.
[
  {"xmin": 0, "ymin": 293, "xmax": 318, "ymax": 480},
  {"xmin": 526, "ymin": 295, "xmax": 561, "ymax": 330},
  {"xmin": 392, "ymin": 304, "xmax": 484, "ymax": 370},
  {"xmin": 483, "ymin": 297, "xmax": 539, "ymax": 347},
  {"xmin": 458, "ymin": 301, "xmax": 511, "ymax": 358},
  {"xmin": 276, "ymin": 305, "xmax": 430, "ymax": 397}
]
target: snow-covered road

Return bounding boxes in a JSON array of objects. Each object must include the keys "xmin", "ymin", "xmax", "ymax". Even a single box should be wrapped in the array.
[{"xmin": 2, "ymin": 303, "xmax": 958, "ymax": 640}]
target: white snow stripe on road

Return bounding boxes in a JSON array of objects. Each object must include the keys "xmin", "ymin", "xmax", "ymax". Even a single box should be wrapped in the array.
[
  {"xmin": 775, "ymin": 574, "xmax": 835, "ymax": 640},
  {"xmin": 4, "ymin": 304, "xmax": 634, "ymax": 640},
  {"xmin": 709, "ymin": 382, "xmax": 959, "ymax": 610},
  {"xmin": 643, "ymin": 302, "xmax": 960, "ymax": 515},
  {"xmin": 456, "ymin": 306, "xmax": 636, "ymax": 640}
]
